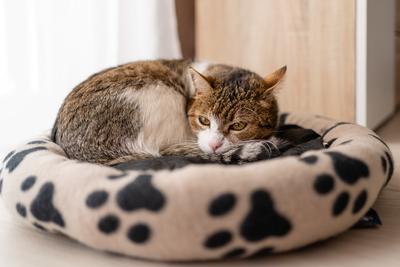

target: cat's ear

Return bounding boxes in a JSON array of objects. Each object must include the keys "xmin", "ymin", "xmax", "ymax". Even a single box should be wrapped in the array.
[
  {"xmin": 263, "ymin": 66, "xmax": 287, "ymax": 93},
  {"xmin": 188, "ymin": 67, "xmax": 212, "ymax": 95}
]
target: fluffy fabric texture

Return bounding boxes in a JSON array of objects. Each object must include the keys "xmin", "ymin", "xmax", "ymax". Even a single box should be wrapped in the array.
[{"xmin": 0, "ymin": 113, "xmax": 393, "ymax": 261}]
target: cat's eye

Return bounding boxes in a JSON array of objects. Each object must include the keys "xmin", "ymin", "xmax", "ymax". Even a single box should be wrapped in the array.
[
  {"xmin": 198, "ymin": 116, "xmax": 210, "ymax": 126},
  {"xmin": 230, "ymin": 122, "xmax": 247, "ymax": 131}
]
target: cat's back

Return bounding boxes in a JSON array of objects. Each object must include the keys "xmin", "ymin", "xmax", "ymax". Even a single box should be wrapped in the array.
[
  {"xmin": 66, "ymin": 59, "xmax": 191, "ymax": 97},
  {"xmin": 53, "ymin": 59, "xmax": 194, "ymax": 164}
]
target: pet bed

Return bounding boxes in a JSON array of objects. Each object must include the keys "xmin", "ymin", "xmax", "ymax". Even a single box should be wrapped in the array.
[{"xmin": 0, "ymin": 112, "xmax": 393, "ymax": 261}]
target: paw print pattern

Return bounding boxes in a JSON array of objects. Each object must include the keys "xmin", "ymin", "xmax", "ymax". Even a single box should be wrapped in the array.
[
  {"xmin": 353, "ymin": 190, "xmax": 368, "ymax": 214},
  {"xmin": 116, "ymin": 174, "xmax": 165, "ymax": 212},
  {"xmin": 86, "ymin": 174, "xmax": 164, "ymax": 245},
  {"xmin": 208, "ymin": 193, "xmax": 236, "ymax": 216},
  {"xmin": 5, "ymin": 147, "xmax": 47, "ymax": 173},
  {"xmin": 203, "ymin": 189, "xmax": 292, "ymax": 259},
  {"xmin": 127, "ymin": 223, "xmax": 151, "ymax": 244},
  {"xmin": 86, "ymin": 190, "xmax": 109, "ymax": 209},
  {"xmin": 98, "ymin": 214, "xmax": 120, "ymax": 234},
  {"xmin": 324, "ymin": 152, "xmax": 369, "ymax": 185},
  {"xmin": 313, "ymin": 174, "xmax": 335, "ymax": 194},
  {"xmin": 310, "ymin": 153, "xmax": 370, "ymax": 217},
  {"xmin": 368, "ymin": 133, "xmax": 394, "ymax": 186},
  {"xmin": 30, "ymin": 182, "xmax": 65, "ymax": 227},
  {"xmin": 14, "ymin": 175, "xmax": 51, "ymax": 231},
  {"xmin": 240, "ymin": 190, "xmax": 292, "ymax": 242}
]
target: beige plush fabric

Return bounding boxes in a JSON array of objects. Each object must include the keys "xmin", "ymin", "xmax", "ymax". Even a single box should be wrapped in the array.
[{"xmin": 0, "ymin": 113, "xmax": 393, "ymax": 261}]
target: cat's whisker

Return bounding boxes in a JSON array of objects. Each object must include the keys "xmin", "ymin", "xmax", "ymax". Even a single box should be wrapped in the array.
[
  {"xmin": 265, "ymin": 142, "xmax": 275, "ymax": 157},
  {"xmin": 236, "ymin": 139, "xmax": 280, "ymax": 154},
  {"xmin": 263, "ymin": 142, "xmax": 272, "ymax": 156},
  {"xmin": 264, "ymin": 140, "xmax": 279, "ymax": 152}
]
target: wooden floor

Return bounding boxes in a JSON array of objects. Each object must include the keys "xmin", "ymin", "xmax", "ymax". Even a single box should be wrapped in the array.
[{"xmin": 1, "ymin": 112, "xmax": 400, "ymax": 266}]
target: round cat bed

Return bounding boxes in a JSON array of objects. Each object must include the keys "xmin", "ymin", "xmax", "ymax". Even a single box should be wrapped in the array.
[{"xmin": 0, "ymin": 112, "xmax": 393, "ymax": 261}]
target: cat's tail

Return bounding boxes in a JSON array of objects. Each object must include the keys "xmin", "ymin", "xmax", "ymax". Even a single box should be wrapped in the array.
[
  {"xmin": 159, "ymin": 142, "xmax": 211, "ymax": 159},
  {"xmin": 105, "ymin": 141, "xmax": 211, "ymax": 166},
  {"xmin": 104, "ymin": 153, "xmax": 155, "ymax": 165}
]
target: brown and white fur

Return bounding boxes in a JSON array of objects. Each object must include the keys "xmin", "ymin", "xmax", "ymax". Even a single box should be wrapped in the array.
[{"xmin": 52, "ymin": 59, "xmax": 286, "ymax": 165}]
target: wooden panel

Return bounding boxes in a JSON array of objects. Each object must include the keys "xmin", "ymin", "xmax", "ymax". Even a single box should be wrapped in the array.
[
  {"xmin": 396, "ymin": 0, "xmax": 400, "ymax": 31},
  {"xmin": 396, "ymin": 0, "xmax": 400, "ymax": 107},
  {"xmin": 196, "ymin": 0, "xmax": 356, "ymax": 122},
  {"xmin": 396, "ymin": 36, "xmax": 400, "ymax": 107},
  {"xmin": 175, "ymin": 0, "xmax": 195, "ymax": 58}
]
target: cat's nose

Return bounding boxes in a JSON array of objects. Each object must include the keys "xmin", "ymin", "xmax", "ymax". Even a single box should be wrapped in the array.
[{"xmin": 209, "ymin": 140, "xmax": 223, "ymax": 152}]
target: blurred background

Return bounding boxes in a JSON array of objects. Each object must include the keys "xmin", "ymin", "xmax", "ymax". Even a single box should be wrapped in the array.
[{"xmin": 0, "ymin": 0, "xmax": 398, "ymax": 158}]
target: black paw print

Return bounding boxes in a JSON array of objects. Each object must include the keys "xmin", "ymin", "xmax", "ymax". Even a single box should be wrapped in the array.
[
  {"xmin": 313, "ymin": 173, "xmax": 368, "ymax": 216},
  {"xmin": 300, "ymin": 151, "xmax": 370, "ymax": 217},
  {"xmin": 13, "ymin": 175, "xmax": 62, "ymax": 232},
  {"xmin": 86, "ymin": 174, "xmax": 165, "ymax": 245},
  {"xmin": 203, "ymin": 190, "xmax": 292, "ymax": 259}
]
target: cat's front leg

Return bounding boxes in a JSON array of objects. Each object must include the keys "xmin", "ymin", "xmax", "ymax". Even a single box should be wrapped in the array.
[{"xmin": 220, "ymin": 140, "xmax": 280, "ymax": 164}]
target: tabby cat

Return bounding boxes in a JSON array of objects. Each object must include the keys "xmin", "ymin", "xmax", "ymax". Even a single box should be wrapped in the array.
[{"xmin": 52, "ymin": 59, "xmax": 286, "ymax": 165}]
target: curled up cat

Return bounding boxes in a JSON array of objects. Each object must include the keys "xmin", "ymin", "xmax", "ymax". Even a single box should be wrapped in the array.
[{"xmin": 51, "ymin": 59, "xmax": 287, "ymax": 165}]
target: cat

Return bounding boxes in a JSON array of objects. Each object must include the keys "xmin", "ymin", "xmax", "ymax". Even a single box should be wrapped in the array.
[{"xmin": 51, "ymin": 59, "xmax": 286, "ymax": 165}]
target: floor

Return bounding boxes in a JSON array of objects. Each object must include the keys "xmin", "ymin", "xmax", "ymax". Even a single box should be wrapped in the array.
[{"xmin": 1, "ymin": 112, "xmax": 399, "ymax": 267}]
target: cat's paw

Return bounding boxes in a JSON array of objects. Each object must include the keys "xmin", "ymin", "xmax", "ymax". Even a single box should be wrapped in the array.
[{"xmin": 221, "ymin": 141, "xmax": 279, "ymax": 164}]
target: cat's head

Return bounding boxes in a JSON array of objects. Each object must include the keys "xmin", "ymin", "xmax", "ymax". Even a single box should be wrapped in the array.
[{"xmin": 187, "ymin": 64, "xmax": 286, "ymax": 154}]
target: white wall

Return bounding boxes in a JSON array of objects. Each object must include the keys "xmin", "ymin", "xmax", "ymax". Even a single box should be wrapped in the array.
[{"xmin": 356, "ymin": 0, "xmax": 396, "ymax": 128}]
